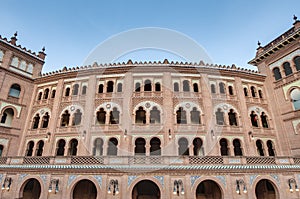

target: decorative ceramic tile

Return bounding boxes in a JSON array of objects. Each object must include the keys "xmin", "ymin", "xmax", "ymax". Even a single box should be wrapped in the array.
[
  {"xmin": 128, "ymin": 176, "xmax": 137, "ymax": 187},
  {"xmin": 154, "ymin": 176, "xmax": 164, "ymax": 186},
  {"xmin": 190, "ymin": 176, "xmax": 201, "ymax": 186},
  {"xmin": 40, "ymin": 175, "xmax": 47, "ymax": 185},
  {"xmin": 68, "ymin": 175, "xmax": 77, "ymax": 186},
  {"xmin": 215, "ymin": 176, "xmax": 226, "ymax": 186},
  {"xmin": 270, "ymin": 174, "xmax": 280, "ymax": 185},
  {"xmin": 249, "ymin": 175, "xmax": 258, "ymax": 185},
  {"xmin": 93, "ymin": 175, "xmax": 102, "ymax": 188},
  {"xmin": 19, "ymin": 174, "xmax": 28, "ymax": 182}
]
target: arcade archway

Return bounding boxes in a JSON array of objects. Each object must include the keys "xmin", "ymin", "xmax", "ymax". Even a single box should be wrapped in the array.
[
  {"xmin": 196, "ymin": 180, "xmax": 222, "ymax": 199},
  {"xmin": 132, "ymin": 180, "xmax": 160, "ymax": 199},
  {"xmin": 255, "ymin": 179, "xmax": 278, "ymax": 199},
  {"xmin": 73, "ymin": 179, "xmax": 97, "ymax": 199},
  {"xmin": 21, "ymin": 178, "xmax": 41, "ymax": 199}
]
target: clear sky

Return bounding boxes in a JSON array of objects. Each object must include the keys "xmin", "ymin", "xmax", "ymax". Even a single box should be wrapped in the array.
[{"xmin": 0, "ymin": 0, "xmax": 299, "ymax": 72}]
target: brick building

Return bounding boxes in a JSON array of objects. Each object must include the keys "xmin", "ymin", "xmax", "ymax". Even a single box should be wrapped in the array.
[{"xmin": 0, "ymin": 18, "xmax": 300, "ymax": 199}]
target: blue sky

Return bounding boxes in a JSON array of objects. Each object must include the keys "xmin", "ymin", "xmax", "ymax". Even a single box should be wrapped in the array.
[{"xmin": 1, "ymin": 0, "xmax": 299, "ymax": 72}]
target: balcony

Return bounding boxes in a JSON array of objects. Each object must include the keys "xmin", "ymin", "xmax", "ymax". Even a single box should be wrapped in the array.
[{"xmin": 0, "ymin": 156, "xmax": 297, "ymax": 167}]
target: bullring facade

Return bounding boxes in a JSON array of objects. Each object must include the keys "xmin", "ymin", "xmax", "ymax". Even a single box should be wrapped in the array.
[{"xmin": 0, "ymin": 18, "xmax": 299, "ymax": 198}]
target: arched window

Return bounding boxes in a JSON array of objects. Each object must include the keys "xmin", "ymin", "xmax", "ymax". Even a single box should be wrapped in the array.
[
  {"xmin": 220, "ymin": 138, "xmax": 229, "ymax": 156},
  {"xmin": 228, "ymin": 109, "xmax": 237, "ymax": 126},
  {"xmin": 176, "ymin": 107, "xmax": 187, "ymax": 124},
  {"xmin": 93, "ymin": 138, "xmax": 103, "ymax": 156},
  {"xmin": 273, "ymin": 67, "xmax": 282, "ymax": 80},
  {"xmin": 41, "ymin": 112, "xmax": 50, "ymax": 128},
  {"xmin": 144, "ymin": 79, "xmax": 152, "ymax": 91},
  {"xmin": 0, "ymin": 50, "xmax": 3, "ymax": 62},
  {"xmin": 0, "ymin": 145, "xmax": 3, "ymax": 157},
  {"xmin": 117, "ymin": 83, "xmax": 122, "ymax": 92},
  {"xmin": 267, "ymin": 140, "xmax": 275, "ymax": 156},
  {"xmin": 25, "ymin": 141, "xmax": 34, "ymax": 156},
  {"xmin": 215, "ymin": 108, "xmax": 224, "ymax": 125},
  {"xmin": 32, "ymin": 114, "xmax": 40, "ymax": 129},
  {"xmin": 135, "ymin": 107, "xmax": 146, "ymax": 124},
  {"xmin": 260, "ymin": 112, "xmax": 269, "ymax": 128},
  {"xmin": 107, "ymin": 138, "xmax": 118, "ymax": 156},
  {"xmin": 243, "ymin": 87, "xmax": 248, "ymax": 97},
  {"xmin": 251, "ymin": 86, "xmax": 256, "ymax": 97},
  {"xmin": 56, "ymin": 139, "xmax": 66, "ymax": 156},
  {"xmin": 107, "ymin": 81, "xmax": 114, "ymax": 93},
  {"xmin": 135, "ymin": 138, "xmax": 146, "ymax": 155},
  {"xmin": 211, "ymin": 84, "xmax": 216, "ymax": 94},
  {"xmin": 110, "ymin": 107, "xmax": 120, "ymax": 124},
  {"xmin": 60, "ymin": 110, "xmax": 70, "ymax": 127},
  {"xmin": 233, "ymin": 139, "xmax": 243, "ymax": 156},
  {"xmin": 258, "ymin": 90, "xmax": 263, "ymax": 98},
  {"xmin": 82, "ymin": 85, "xmax": 87, "ymax": 95},
  {"xmin": 183, "ymin": 80, "xmax": 190, "ymax": 92},
  {"xmin": 35, "ymin": 140, "xmax": 44, "ymax": 156},
  {"xmin": 250, "ymin": 111, "xmax": 258, "ymax": 127},
  {"xmin": 193, "ymin": 138, "xmax": 203, "ymax": 156},
  {"xmin": 283, "ymin": 62, "xmax": 292, "ymax": 76},
  {"xmin": 68, "ymin": 139, "xmax": 78, "ymax": 156},
  {"xmin": 135, "ymin": 82, "xmax": 141, "ymax": 92},
  {"xmin": 150, "ymin": 137, "xmax": 161, "ymax": 155},
  {"xmin": 43, "ymin": 88, "xmax": 49, "ymax": 99},
  {"xmin": 219, "ymin": 82, "xmax": 225, "ymax": 94},
  {"xmin": 9, "ymin": 84, "xmax": 21, "ymax": 98},
  {"xmin": 96, "ymin": 108, "xmax": 106, "ymax": 124},
  {"xmin": 155, "ymin": 82, "xmax": 161, "ymax": 91},
  {"xmin": 150, "ymin": 107, "xmax": 160, "ymax": 124},
  {"xmin": 178, "ymin": 138, "xmax": 189, "ymax": 155},
  {"xmin": 51, "ymin": 90, "xmax": 56, "ymax": 98},
  {"xmin": 294, "ymin": 56, "xmax": 300, "ymax": 71},
  {"xmin": 37, "ymin": 92, "xmax": 42, "ymax": 100},
  {"xmin": 0, "ymin": 108, "xmax": 14, "ymax": 126},
  {"xmin": 174, "ymin": 82, "xmax": 179, "ymax": 92},
  {"xmin": 72, "ymin": 109, "xmax": 82, "ymax": 126},
  {"xmin": 191, "ymin": 107, "xmax": 201, "ymax": 124},
  {"xmin": 290, "ymin": 88, "xmax": 300, "ymax": 110},
  {"xmin": 98, "ymin": 84, "xmax": 104, "ymax": 93},
  {"xmin": 65, "ymin": 87, "xmax": 70, "ymax": 97},
  {"xmin": 193, "ymin": 83, "xmax": 199, "ymax": 92},
  {"xmin": 72, "ymin": 84, "xmax": 79, "ymax": 95},
  {"xmin": 228, "ymin": 86, "xmax": 234, "ymax": 95},
  {"xmin": 256, "ymin": 140, "xmax": 264, "ymax": 156}
]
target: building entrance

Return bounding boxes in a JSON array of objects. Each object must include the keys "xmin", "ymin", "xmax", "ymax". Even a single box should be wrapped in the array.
[
  {"xmin": 132, "ymin": 180, "xmax": 160, "ymax": 199},
  {"xmin": 73, "ymin": 179, "xmax": 97, "ymax": 199},
  {"xmin": 196, "ymin": 180, "xmax": 222, "ymax": 199}
]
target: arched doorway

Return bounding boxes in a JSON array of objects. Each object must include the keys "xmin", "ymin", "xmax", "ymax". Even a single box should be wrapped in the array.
[
  {"xmin": 73, "ymin": 180, "xmax": 97, "ymax": 199},
  {"xmin": 255, "ymin": 179, "xmax": 278, "ymax": 199},
  {"xmin": 21, "ymin": 178, "xmax": 41, "ymax": 199},
  {"xmin": 132, "ymin": 180, "xmax": 160, "ymax": 199},
  {"xmin": 196, "ymin": 180, "xmax": 222, "ymax": 199}
]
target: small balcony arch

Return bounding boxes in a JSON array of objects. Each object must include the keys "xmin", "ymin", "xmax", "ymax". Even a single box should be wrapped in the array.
[
  {"xmin": 72, "ymin": 109, "xmax": 82, "ymax": 126},
  {"xmin": 56, "ymin": 139, "xmax": 66, "ymax": 156},
  {"xmin": 107, "ymin": 81, "xmax": 114, "ymax": 93},
  {"xmin": 233, "ymin": 139, "xmax": 243, "ymax": 156},
  {"xmin": 82, "ymin": 85, "xmax": 87, "ymax": 95},
  {"xmin": 190, "ymin": 107, "xmax": 201, "ymax": 124},
  {"xmin": 176, "ymin": 107, "xmax": 187, "ymax": 124},
  {"xmin": 0, "ymin": 108, "xmax": 14, "ymax": 127},
  {"xmin": 250, "ymin": 111, "xmax": 258, "ymax": 127},
  {"xmin": 243, "ymin": 87, "xmax": 248, "ymax": 97},
  {"xmin": 135, "ymin": 82, "xmax": 141, "ymax": 92},
  {"xmin": 32, "ymin": 114, "xmax": 40, "ymax": 129},
  {"xmin": 8, "ymin": 84, "xmax": 21, "ymax": 98},
  {"xmin": 219, "ymin": 82, "xmax": 225, "ymax": 94},
  {"xmin": 250, "ymin": 86, "xmax": 257, "ymax": 97},
  {"xmin": 193, "ymin": 138, "xmax": 203, "ymax": 156},
  {"xmin": 93, "ymin": 138, "xmax": 103, "ymax": 156},
  {"xmin": 68, "ymin": 139, "xmax": 78, "ymax": 156},
  {"xmin": 211, "ymin": 84, "xmax": 216, "ymax": 94},
  {"xmin": 25, "ymin": 141, "xmax": 34, "ymax": 156},
  {"xmin": 65, "ymin": 87, "xmax": 70, "ymax": 97},
  {"xmin": 150, "ymin": 107, "xmax": 160, "ymax": 124},
  {"xmin": 215, "ymin": 108, "xmax": 224, "ymax": 125},
  {"xmin": 43, "ymin": 88, "xmax": 49, "ymax": 99},
  {"xmin": 273, "ymin": 67, "xmax": 282, "ymax": 81},
  {"xmin": 174, "ymin": 82, "xmax": 179, "ymax": 92},
  {"xmin": 135, "ymin": 107, "xmax": 146, "ymax": 124},
  {"xmin": 220, "ymin": 138, "xmax": 229, "ymax": 156},
  {"xmin": 260, "ymin": 112, "xmax": 269, "ymax": 128},
  {"xmin": 267, "ymin": 140, "xmax": 275, "ymax": 156},
  {"xmin": 178, "ymin": 138, "xmax": 189, "ymax": 155},
  {"xmin": 228, "ymin": 109, "xmax": 238, "ymax": 126},
  {"xmin": 294, "ymin": 56, "xmax": 300, "ymax": 71},
  {"xmin": 41, "ymin": 112, "xmax": 50, "ymax": 128},
  {"xmin": 150, "ymin": 137, "xmax": 161, "ymax": 155},
  {"xmin": 155, "ymin": 82, "xmax": 161, "ymax": 91},
  {"xmin": 107, "ymin": 138, "xmax": 118, "ymax": 156},
  {"xmin": 110, "ymin": 107, "xmax": 120, "ymax": 124},
  {"xmin": 35, "ymin": 140, "xmax": 44, "ymax": 156},
  {"xmin": 60, "ymin": 110, "xmax": 70, "ymax": 127},
  {"xmin": 193, "ymin": 83, "xmax": 199, "ymax": 92},
  {"xmin": 283, "ymin": 62, "xmax": 292, "ymax": 76},
  {"xmin": 135, "ymin": 138, "xmax": 146, "ymax": 155},
  {"xmin": 228, "ymin": 86, "xmax": 234, "ymax": 95},
  {"xmin": 144, "ymin": 79, "xmax": 152, "ymax": 91},
  {"xmin": 37, "ymin": 92, "xmax": 42, "ymax": 100},
  {"xmin": 96, "ymin": 108, "xmax": 106, "ymax": 124},
  {"xmin": 117, "ymin": 83, "xmax": 122, "ymax": 92},
  {"xmin": 256, "ymin": 140, "xmax": 265, "ymax": 156},
  {"xmin": 98, "ymin": 84, "xmax": 104, "ymax": 93},
  {"xmin": 183, "ymin": 80, "xmax": 190, "ymax": 92}
]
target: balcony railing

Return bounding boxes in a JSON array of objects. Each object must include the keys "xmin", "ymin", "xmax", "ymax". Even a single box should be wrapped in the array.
[{"xmin": 0, "ymin": 156, "xmax": 298, "ymax": 166}]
